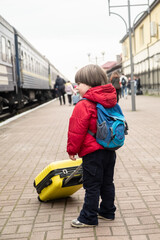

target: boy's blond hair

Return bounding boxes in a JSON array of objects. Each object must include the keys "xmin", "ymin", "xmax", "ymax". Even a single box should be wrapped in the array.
[{"xmin": 75, "ymin": 64, "xmax": 108, "ymax": 87}]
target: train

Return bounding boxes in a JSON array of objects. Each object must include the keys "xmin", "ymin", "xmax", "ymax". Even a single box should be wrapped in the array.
[{"xmin": 0, "ymin": 15, "xmax": 66, "ymax": 114}]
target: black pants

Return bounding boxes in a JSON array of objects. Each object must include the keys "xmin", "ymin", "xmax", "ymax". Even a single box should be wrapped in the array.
[
  {"xmin": 67, "ymin": 94, "xmax": 72, "ymax": 104},
  {"xmin": 78, "ymin": 149, "xmax": 116, "ymax": 225},
  {"xmin": 58, "ymin": 90, "xmax": 65, "ymax": 105}
]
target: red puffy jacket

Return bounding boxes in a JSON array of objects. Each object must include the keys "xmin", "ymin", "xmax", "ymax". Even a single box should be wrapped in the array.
[{"xmin": 67, "ymin": 84, "xmax": 117, "ymax": 157}]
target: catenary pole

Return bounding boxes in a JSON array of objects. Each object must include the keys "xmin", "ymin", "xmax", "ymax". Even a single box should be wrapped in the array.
[{"xmin": 128, "ymin": 0, "xmax": 136, "ymax": 111}]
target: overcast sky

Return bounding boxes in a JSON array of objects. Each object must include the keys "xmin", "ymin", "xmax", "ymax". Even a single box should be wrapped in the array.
[{"xmin": 1, "ymin": 0, "xmax": 154, "ymax": 81}]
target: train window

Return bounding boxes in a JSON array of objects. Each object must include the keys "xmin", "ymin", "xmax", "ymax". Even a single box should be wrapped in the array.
[
  {"xmin": 42, "ymin": 66, "xmax": 45, "ymax": 77},
  {"xmin": 35, "ymin": 61, "xmax": 38, "ymax": 73},
  {"xmin": 21, "ymin": 51, "xmax": 24, "ymax": 68},
  {"xmin": 45, "ymin": 67, "xmax": 47, "ymax": 77},
  {"xmin": 40, "ymin": 64, "xmax": 42, "ymax": 75},
  {"xmin": 12, "ymin": 44, "xmax": 14, "ymax": 55},
  {"xmin": 33, "ymin": 59, "xmax": 35, "ymax": 73},
  {"xmin": 18, "ymin": 42, "xmax": 21, "ymax": 59},
  {"xmin": 24, "ymin": 52, "xmax": 27, "ymax": 69},
  {"xmin": 1, "ymin": 36, "xmax": 7, "ymax": 61},
  {"xmin": 28, "ymin": 55, "xmax": 31, "ymax": 71},
  {"xmin": 38, "ymin": 63, "xmax": 40, "ymax": 74},
  {"xmin": 31, "ymin": 58, "xmax": 33, "ymax": 72},
  {"xmin": 26, "ymin": 54, "xmax": 28, "ymax": 70},
  {"xmin": 21, "ymin": 50, "xmax": 23, "ymax": 59},
  {"xmin": 35, "ymin": 61, "xmax": 37, "ymax": 73},
  {"xmin": 8, "ymin": 40, "xmax": 11, "ymax": 63},
  {"xmin": 39, "ymin": 63, "xmax": 41, "ymax": 74}
]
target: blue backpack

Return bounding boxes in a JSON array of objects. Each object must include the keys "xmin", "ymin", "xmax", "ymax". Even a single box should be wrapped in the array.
[{"xmin": 81, "ymin": 99, "xmax": 128, "ymax": 150}]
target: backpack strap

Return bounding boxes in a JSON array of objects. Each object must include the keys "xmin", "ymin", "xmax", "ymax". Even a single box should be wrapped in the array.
[{"xmin": 88, "ymin": 129, "xmax": 96, "ymax": 138}]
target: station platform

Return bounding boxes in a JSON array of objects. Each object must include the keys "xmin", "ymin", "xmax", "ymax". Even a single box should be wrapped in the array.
[{"xmin": 0, "ymin": 95, "xmax": 160, "ymax": 240}]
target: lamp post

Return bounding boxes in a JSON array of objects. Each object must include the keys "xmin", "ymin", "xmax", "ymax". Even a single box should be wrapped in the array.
[
  {"xmin": 108, "ymin": 0, "xmax": 149, "ymax": 111},
  {"xmin": 87, "ymin": 52, "xmax": 105, "ymax": 65}
]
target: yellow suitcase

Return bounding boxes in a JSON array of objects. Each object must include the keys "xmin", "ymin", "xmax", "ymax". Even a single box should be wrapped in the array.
[{"xmin": 33, "ymin": 158, "xmax": 82, "ymax": 202}]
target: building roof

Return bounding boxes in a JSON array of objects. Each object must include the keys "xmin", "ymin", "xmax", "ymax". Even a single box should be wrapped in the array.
[{"xmin": 101, "ymin": 61, "xmax": 117, "ymax": 70}]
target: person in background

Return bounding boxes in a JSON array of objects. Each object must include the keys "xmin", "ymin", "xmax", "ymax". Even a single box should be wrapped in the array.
[
  {"xmin": 67, "ymin": 64, "xmax": 117, "ymax": 228},
  {"xmin": 72, "ymin": 85, "xmax": 81, "ymax": 105},
  {"xmin": 54, "ymin": 75, "xmax": 66, "ymax": 105},
  {"xmin": 136, "ymin": 76, "xmax": 141, "ymax": 92},
  {"xmin": 127, "ymin": 77, "xmax": 131, "ymax": 95},
  {"xmin": 65, "ymin": 81, "xmax": 75, "ymax": 105},
  {"xmin": 110, "ymin": 71, "xmax": 121, "ymax": 103},
  {"xmin": 134, "ymin": 76, "xmax": 138, "ymax": 95},
  {"xmin": 120, "ymin": 73, "xmax": 128, "ymax": 99},
  {"xmin": 136, "ymin": 76, "xmax": 143, "ymax": 95}
]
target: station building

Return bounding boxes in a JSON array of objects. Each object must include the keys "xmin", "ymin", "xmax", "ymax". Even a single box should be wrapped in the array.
[{"xmin": 120, "ymin": 0, "xmax": 160, "ymax": 95}]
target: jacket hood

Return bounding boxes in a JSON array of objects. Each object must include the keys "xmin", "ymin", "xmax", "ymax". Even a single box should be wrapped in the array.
[{"xmin": 83, "ymin": 84, "xmax": 117, "ymax": 108}]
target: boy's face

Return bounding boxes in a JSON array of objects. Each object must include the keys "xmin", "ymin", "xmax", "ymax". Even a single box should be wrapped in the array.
[{"xmin": 77, "ymin": 83, "xmax": 91, "ymax": 97}]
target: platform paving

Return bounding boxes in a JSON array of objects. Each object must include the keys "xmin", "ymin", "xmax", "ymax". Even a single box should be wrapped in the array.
[{"xmin": 0, "ymin": 95, "xmax": 160, "ymax": 240}]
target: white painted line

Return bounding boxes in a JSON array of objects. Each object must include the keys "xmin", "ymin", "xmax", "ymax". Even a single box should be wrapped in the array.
[{"xmin": 0, "ymin": 99, "xmax": 57, "ymax": 128}]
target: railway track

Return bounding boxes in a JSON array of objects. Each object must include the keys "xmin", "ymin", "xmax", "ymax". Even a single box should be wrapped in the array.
[{"xmin": 0, "ymin": 100, "xmax": 48, "ymax": 123}]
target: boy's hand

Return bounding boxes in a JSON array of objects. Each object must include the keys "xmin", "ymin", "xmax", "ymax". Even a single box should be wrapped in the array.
[{"xmin": 69, "ymin": 155, "xmax": 76, "ymax": 161}]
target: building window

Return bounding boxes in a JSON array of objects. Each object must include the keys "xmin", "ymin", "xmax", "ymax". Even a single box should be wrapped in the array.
[
  {"xmin": 1, "ymin": 36, "xmax": 7, "ymax": 61},
  {"xmin": 122, "ymin": 44, "xmax": 128, "ymax": 58},
  {"xmin": 140, "ymin": 25, "xmax": 144, "ymax": 46}
]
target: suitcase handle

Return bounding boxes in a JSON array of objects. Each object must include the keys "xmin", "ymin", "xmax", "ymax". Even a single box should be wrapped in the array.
[{"xmin": 63, "ymin": 164, "xmax": 82, "ymax": 186}]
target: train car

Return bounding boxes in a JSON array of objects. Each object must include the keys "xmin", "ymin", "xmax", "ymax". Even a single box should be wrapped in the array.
[
  {"xmin": 14, "ymin": 29, "xmax": 52, "ymax": 105},
  {"xmin": 0, "ymin": 15, "xmax": 66, "ymax": 113},
  {"xmin": 0, "ymin": 15, "xmax": 17, "ymax": 113}
]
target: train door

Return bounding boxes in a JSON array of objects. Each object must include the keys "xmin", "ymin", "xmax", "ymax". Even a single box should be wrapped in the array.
[
  {"xmin": 18, "ymin": 42, "xmax": 24, "ymax": 86},
  {"xmin": 14, "ymin": 31, "xmax": 22, "ymax": 89},
  {"xmin": 0, "ymin": 35, "xmax": 15, "ymax": 91}
]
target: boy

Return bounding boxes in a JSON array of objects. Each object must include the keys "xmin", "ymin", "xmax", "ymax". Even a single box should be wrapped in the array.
[{"xmin": 67, "ymin": 64, "xmax": 117, "ymax": 227}]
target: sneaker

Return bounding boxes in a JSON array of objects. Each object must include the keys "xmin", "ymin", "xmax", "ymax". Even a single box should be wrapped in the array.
[
  {"xmin": 71, "ymin": 219, "xmax": 96, "ymax": 228},
  {"xmin": 98, "ymin": 215, "xmax": 114, "ymax": 221}
]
